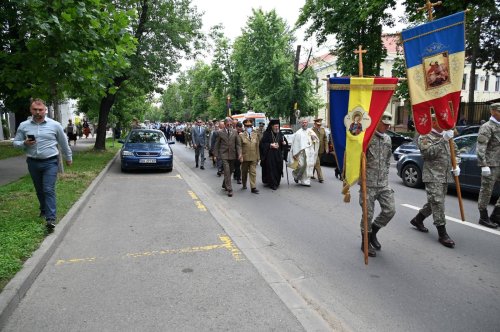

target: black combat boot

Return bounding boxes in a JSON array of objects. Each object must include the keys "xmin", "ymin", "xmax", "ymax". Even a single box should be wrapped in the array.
[
  {"xmin": 479, "ymin": 209, "xmax": 498, "ymax": 229},
  {"xmin": 436, "ymin": 225, "xmax": 455, "ymax": 248},
  {"xmin": 410, "ymin": 212, "xmax": 429, "ymax": 233},
  {"xmin": 370, "ymin": 224, "xmax": 382, "ymax": 250},
  {"xmin": 490, "ymin": 206, "xmax": 500, "ymax": 226},
  {"xmin": 361, "ymin": 231, "xmax": 376, "ymax": 257}
]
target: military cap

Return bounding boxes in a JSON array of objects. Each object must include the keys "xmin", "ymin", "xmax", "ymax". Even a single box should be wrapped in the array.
[
  {"xmin": 490, "ymin": 102, "xmax": 500, "ymax": 111},
  {"xmin": 381, "ymin": 111, "xmax": 392, "ymax": 124},
  {"xmin": 314, "ymin": 118, "xmax": 323, "ymax": 123},
  {"xmin": 243, "ymin": 119, "xmax": 253, "ymax": 126}
]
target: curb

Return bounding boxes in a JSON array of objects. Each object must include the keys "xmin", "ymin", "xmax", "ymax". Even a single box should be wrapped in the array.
[{"xmin": 0, "ymin": 152, "xmax": 119, "ymax": 330}]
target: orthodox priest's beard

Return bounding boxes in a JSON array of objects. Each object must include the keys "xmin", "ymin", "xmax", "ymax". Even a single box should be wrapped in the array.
[{"xmin": 272, "ymin": 128, "xmax": 279, "ymax": 134}]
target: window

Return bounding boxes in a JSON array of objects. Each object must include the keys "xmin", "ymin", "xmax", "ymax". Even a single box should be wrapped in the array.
[
  {"xmin": 474, "ymin": 74, "xmax": 479, "ymax": 90},
  {"xmin": 462, "ymin": 74, "xmax": 467, "ymax": 90},
  {"xmin": 484, "ymin": 75, "xmax": 490, "ymax": 91},
  {"xmin": 496, "ymin": 76, "xmax": 500, "ymax": 92}
]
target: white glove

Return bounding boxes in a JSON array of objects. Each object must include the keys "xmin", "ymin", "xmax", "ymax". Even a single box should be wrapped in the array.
[
  {"xmin": 442, "ymin": 130, "xmax": 454, "ymax": 141},
  {"xmin": 481, "ymin": 166, "xmax": 491, "ymax": 176},
  {"xmin": 452, "ymin": 166, "xmax": 460, "ymax": 177}
]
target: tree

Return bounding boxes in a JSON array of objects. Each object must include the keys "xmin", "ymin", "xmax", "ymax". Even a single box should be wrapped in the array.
[
  {"xmin": 233, "ymin": 9, "xmax": 319, "ymax": 120},
  {"xmin": 297, "ymin": 0, "xmax": 397, "ymax": 77},
  {"xmin": 93, "ymin": 0, "xmax": 204, "ymax": 150},
  {"xmin": 0, "ymin": 0, "xmax": 135, "ymax": 126}
]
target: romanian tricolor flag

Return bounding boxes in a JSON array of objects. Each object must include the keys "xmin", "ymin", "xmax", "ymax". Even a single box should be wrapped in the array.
[
  {"xmin": 329, "ymin": 77, "xmax": 398, "ymax": 193},
  {"xmin": 402, "ymin": 12, "xmax": 465, "ymax": 134}
]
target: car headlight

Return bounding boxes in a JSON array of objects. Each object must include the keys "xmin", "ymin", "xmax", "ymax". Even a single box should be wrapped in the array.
[
  {"xmin": 161, "ymin": 149, "xmax": 172, "ymax": 156},
  {"xmin": 122, "ymin": 150, "xmax": 134, "ymax": 156}
]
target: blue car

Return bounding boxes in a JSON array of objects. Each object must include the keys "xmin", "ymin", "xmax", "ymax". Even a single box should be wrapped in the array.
[
  {"xmin": 396, "ymin": 133, "xmax": 500, "ymax": 197},
  {"xmin": 119, "ymin": 129, "xmax": 174, "ymax": 172}
]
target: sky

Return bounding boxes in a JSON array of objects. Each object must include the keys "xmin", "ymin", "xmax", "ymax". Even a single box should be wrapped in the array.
[{"xmin": 189, "ymin": 0, "xmax": 406, "ymax": 60}]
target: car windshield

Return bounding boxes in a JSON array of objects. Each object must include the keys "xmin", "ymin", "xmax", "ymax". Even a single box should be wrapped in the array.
[
  {"xmin": 281, "ymin": 129, "xmax": 293, "ymax": 134},
  {"xmin": 128, "ymin": 131, "xmax": 166, "ymax": 144}
]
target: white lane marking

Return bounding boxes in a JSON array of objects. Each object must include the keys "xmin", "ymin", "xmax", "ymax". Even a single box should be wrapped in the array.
[{"xmin": 401, "ymin": 203, "xmax": 500, "ymax": 236}]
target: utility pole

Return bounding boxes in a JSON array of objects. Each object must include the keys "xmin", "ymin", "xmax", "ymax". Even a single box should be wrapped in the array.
[{"xmin": 291, "ymin": 45, "xmax": 301, "ymax": 127}]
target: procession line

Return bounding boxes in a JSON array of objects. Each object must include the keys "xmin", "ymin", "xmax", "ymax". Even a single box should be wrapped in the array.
[{"xmin": 401, "ymin": 203, "xmax": 500, "ymax": 236}]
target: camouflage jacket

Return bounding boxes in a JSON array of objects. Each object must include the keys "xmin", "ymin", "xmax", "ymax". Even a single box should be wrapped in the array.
[
  {"xmin": 476, "ymin": 119, "xmax": 500, "ymax": 167},
  {"xmin": 418, "ymin": 131, "xmax": 459, "ymax": 183},
  {"xmin": 365, "ymin": 132, "xmax": 392, "ymax": 187}
]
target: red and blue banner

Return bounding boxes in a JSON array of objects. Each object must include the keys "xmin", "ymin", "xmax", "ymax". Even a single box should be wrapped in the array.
[
  {"xmin": 402, "ymin": 12, "xmax": 465, "ymax": 134},
  {"xmin": 329, "ymin": 77, "xmax": 398, "ymax": 188}
]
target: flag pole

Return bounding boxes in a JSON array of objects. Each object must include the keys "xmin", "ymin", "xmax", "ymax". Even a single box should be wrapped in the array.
[
  {"xmin": 355, "ymin": 45, "xmax": 369, "ymax": 264},
  {"xmin": 361, "ymin": 153, "xmax": 369, "ymax": 265},
  {"xmin": 418, "ymin": 1, "xmax": 466, "ymax": 221},
  {"xmin": 449, "ymin": 139, "xmax": 466, "ymax": 221}
]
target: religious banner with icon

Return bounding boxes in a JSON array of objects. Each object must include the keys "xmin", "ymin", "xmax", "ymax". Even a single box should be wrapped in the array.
[
  {"xmin": 401, "ymin": 11, "xmax": 465, "ymax": 134},
  {"xmin": 329, "ymin": 77, "xmax": 398, "ymax": 189}
]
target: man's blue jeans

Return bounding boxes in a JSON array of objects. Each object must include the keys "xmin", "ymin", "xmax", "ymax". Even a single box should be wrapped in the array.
[{"xmin": 27, "ymin": 157, "xmax": 58, "ymax": 220}]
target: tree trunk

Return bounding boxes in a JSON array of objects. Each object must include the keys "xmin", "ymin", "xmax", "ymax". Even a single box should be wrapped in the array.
[
  {"xmin": 94, "ymin": 92, "xmax": 116, "ymax": 151},
  {"xmin": 290, "ymin": 45, "xmax": 301, "ymax": 127}
]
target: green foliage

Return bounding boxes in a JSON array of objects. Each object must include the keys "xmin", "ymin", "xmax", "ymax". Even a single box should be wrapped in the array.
[
  {"xmin": 0, "ymin": 0, "xmax": 136, "ymax": 120},
  {"xmin": 0, "ymin": 141, "xmax": 119, "ymax": 291},
  {"xmin": 0, "ymin": 143, "xmax": 25, "ymax": 160},
  {"xmin": 297, "ymin": 0, "xmax": 397, "ymax": 76},
  {"xmin": 233, "ymin": 9, "xmax": 295, "ymax": 118}
]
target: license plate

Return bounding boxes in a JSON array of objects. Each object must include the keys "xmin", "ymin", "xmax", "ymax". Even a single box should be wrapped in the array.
[{"xmin": 139, "ymin": 159, "xmax": 157, "ymax": 164}]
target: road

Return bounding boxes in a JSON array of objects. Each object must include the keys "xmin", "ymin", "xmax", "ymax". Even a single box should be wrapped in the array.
[{"xmin": 172, "ymin": 143, "xmax": 500, "ymax": 331}]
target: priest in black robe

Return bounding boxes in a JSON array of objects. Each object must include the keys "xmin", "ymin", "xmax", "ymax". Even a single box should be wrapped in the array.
[{"xmin": 259, "ymin": 119, "xmax": 288, "ymax": 190}]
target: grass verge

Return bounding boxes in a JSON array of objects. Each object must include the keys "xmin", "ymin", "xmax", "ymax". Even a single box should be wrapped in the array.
[
  {"xmin": 0, "ymin": 140, "xmax": 120, "ymax": 291},
  {"xmin": 0, "ymin": 142, "xmax": 25, "ymax": 160}
]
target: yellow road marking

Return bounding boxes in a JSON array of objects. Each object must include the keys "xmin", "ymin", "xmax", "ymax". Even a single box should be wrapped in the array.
[
  {"xmin": 195, "ymin": 201, "xmax": 207, "ymax": 211},
  {"xmin": 56, "ymin": 257, "xmax": 97, "ymax": 265},
  {"xmin": 188, "ymin": 190, "xmax": 207, "ymax": 211},
  {"xmin": 219, "ymin": 234, "xmax": 245, "ymax": 261},
  {"xmin": 127, "ymin": 244, "xmax": 225, "ymax": 258},
  {"xmin": 55, "ymin": 234, "xmax": 245, "ymax": 265}
]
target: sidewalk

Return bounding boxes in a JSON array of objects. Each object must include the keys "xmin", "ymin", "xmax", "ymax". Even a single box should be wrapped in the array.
[
  {"xmin": 0, "ymin": 137, "xmax": 97, "ymax": 186},
  {"xmin": 0, "ymin": 152, "xmax": 328, "ymax": 330}
]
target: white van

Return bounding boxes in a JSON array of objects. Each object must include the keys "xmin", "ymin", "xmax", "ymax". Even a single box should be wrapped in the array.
[{"xmin": 232, "ymin": 111, "xmax": 268, "ymax": 127}]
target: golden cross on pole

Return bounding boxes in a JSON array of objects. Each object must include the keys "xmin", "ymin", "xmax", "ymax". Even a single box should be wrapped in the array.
[
  {"xmin": 418, "ymin": 0, "xmax": 442, "ymax": 21},
  {"xmin": 354, "ymin": 45, "xmax": 367, "ymax": 77}
]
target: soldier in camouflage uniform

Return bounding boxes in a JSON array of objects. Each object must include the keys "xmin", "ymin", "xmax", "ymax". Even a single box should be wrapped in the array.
[
  {"xmin": 359, "ymin": 112, "xmax": 395, "ymax": 257},
  {"xmin": 476, "ymin": 102, "xmax": 500, "ymax": 228},
  {"xmin": 410, "ymin": 115, "xmax": 460, "ymax": 248}
]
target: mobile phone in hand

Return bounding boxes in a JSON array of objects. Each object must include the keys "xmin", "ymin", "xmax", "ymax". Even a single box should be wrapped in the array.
[{"xmin": 27, "ymin": 134, "xmax": 35, "ymax": 141}]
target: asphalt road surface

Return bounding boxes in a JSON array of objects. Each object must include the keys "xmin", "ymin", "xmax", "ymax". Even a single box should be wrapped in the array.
[{"xmin": 173, "ymin": 143, "xmax": 500, "ymax": 332}]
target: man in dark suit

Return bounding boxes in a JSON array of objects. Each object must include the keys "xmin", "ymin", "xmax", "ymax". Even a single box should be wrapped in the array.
[
  {"xmin": 215, "ymin": 117, "xmax": 241, "ymax": 197},
  {"xmin": 192, "ymin": 118, "xmax": 206, "ymax": 169}
]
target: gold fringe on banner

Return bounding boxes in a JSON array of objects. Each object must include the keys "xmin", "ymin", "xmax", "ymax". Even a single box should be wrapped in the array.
[{"xmin": 328, "ymin": 84, "xmax": 398, "ymax": 91}]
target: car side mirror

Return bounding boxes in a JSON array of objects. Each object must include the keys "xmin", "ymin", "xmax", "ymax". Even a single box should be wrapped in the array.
[
  {"xmin": 168, "ymin": 141, "xmax": 175, "ymax": 145},
  {"xmin": 118, "ymin": 139, "xmax": 125, "ymax": 144}
]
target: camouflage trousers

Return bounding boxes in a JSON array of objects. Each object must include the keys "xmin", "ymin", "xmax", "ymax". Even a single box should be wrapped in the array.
[
  {"xmin": 359, "ymin": 186, "xmax": 395, "ymax": 232},
  {"xmin": 478, "ymin": 166, "xmax": 500, "ymax": 210},
  {"xmin": 420, "ymin": 182, "xmax": 448, "ymax": 226}
]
